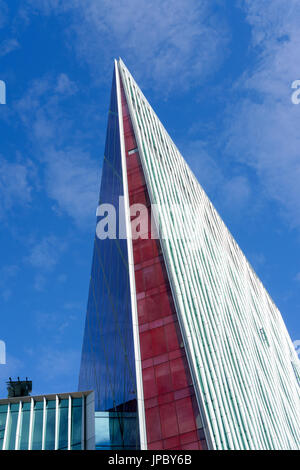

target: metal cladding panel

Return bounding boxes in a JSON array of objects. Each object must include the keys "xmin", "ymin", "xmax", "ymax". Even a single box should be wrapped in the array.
[
  {"xmin": 119, "ymin": 79, "xmax": 207, "ymax": 450},
  {"xmin": 118, "ymin": 59, "xmax": 300, "ymax": 450}
]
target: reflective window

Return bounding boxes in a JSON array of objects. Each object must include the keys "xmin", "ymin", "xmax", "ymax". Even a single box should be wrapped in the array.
[
  {"xmin": 31, "ymin": 401, "xmax": 43, "ymax": 450},
  {"xmin": 58, "ymin": 399, "xmax": 69, "ymax": 450},
  {"xmin": 0, "ymin": 405, "xmax": 8, "ymax": 450},
  {"xmin": 71, "ymin": 398, "xmax": 82, "ymax": 450},
  {"xmin": 0, "ymin": 394, "xmax": 90, "ymax": 451},
  {"xmin": 45, "ymin": 400, "xmax": 56, "ymax": 450},
  {"xmin": 19, "ymin": 402, "xmax": 31, "ymax": 450},
  {"xmin": 95, "ymin": 411, "xmax": 137, "ymax": 450},
  {"xmin": 78, "ymin": 66, "xmax": 139, "ymax": 448},
  {"xmin": 6, "ymin": 403, "xmax": 19, "ymax": 450}
]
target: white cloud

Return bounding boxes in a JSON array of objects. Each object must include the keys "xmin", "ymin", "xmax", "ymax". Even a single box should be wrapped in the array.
[
  {"xmin": 184, "ymin": 140, "xmax": 223, "ymax": 195},
  {"xmin": 225, "ymin": 0, "xmax": 300, "ymax": 229},
  {"xmin": 222, "ymin": 176, "xmax": 252, "ymax": 211},
  {"xmin": 184, "ymin": 140, "xmax": 252, "ymax": 215},
  {"xmin": 0, "ymin": 265, "xmax": 20, "ymax": 302},
  {"xmin": 35, "ymin": 310, "xmax": 76, "ymax": 341},
  {"xmin": 45, "ymin": 147, "xmax": 100, "ymax": 225},
  {"xmin": 63, "ymin": 300, "xmax": 82, "ymax": 310},
  {"xmin": 16, "ymin": 74, "xmax": 100, "ymax": 227},
  {"xmin": 55, "ymin": 73, "xmax": 78, "ymax": 95},
  {"xmin": 0, "ymin": 157, "xmax": 35, "ymax": 217},
  {"xmin": 0, "ymin": 38, "xmax": 19, "ymax": 56},
  {"xmin": 0, "ymin": 0, "xmax": 8, "ymax": 29},
  {"xmin": 0, "ymin": 265, "xmax": 19, "ymax": 279},
  {"xmin": 26, "ymin": 235, "xmax": 66, "ymax": 271},
  {"xmin": 33, "ymin": 273, "xmax": 47, "ymax": 291},
  {"xmin": 25, "ymin": 0, "xmax": 229, "ymax": 92},
  {"xmin": 243, "ymin": 1, "xmax": 298, "ymax": 47},
  {"xmin": 36, "ymin": 347, "xmax": 81, "ymax": 382},
  {"xmin": 25, "ymin": 0, "xmax": 69, "ymax": 16}
]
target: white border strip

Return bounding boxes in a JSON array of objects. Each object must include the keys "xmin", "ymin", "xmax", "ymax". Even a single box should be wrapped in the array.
[
  {"xmin": 28, "ymin": 398, "xmax": 34, "ymax": 450},
  {"xmin": 55, "ymin": 395, "xmax": 59, "ymax": 450},
  {"xmin": 15, "ymin": 401, "xmax": 22, "ymax": 450},
  {"xmin": 68, "ymin": 395, "xmax": 72, "ymax": 450},
  {"xmin": 115, "ymin": 59, "xmax": 147, "ymax": 450},
  {"xmin": 3, "ymin": 403, "xmax": 10, "ymax": 450},
  {"xmin": 42, "ymin": 397, "xmax": 46, "ymax": 450}
]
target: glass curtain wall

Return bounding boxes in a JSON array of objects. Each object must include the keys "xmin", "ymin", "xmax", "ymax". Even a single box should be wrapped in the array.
[
  {"xmin": 0, "ymin": 405, "xmax": 7, "ymax": 449},
  {"xmin": 19, "ymin": 402, "xmax": 31, "ymax": 450},
  {"xmin": 78, "ymin": 65, "xmax": 139, "ymax": 449},
  {"xmin": 0, "ymin": 394, "xmax": 88, "ymax": 450}
]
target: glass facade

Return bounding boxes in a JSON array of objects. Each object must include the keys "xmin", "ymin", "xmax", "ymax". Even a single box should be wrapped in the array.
[
  {"xmin": 6, "ymin": 403, "xmax": 18, "ymax": 450},
  {"xmin": 78, "ymin": 65, "xmax": 140, "ymax": 449},
  {"xmin": 45, "ymin": 399, "xmax": 56, "ymax": 450},
  {"xmin": 95, "ymin": 410, "xmax": 138, "ymax": 450},
  {"xmin": 0, "ymin": 391, "xmax": 94, "ymax": 450},
  {"xmin": 58, "ymin": 399, "xmax": 69, "ymax": 450},
  {"xmin": 71, "ymin": 398, "xmax": 83, "ymax": 450},
  {"xmin": 19, "ymin": 402, "xmax": 31, "ymax": 450},
  {"xmin": 0, "ymin": 405, "xmax": 7, "ymax": 449},
  {"xmin": 78, "ymin": 59, "xmax": 300, "ymax": 450},
  {"xmin": 32, "ymin": 401, "xmax": 43, "ymax": 450}
]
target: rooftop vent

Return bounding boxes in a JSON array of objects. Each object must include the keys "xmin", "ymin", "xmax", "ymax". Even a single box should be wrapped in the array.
[{"xmin": 6, "ymin": 377, "xmax": 32, "ymax": 398}]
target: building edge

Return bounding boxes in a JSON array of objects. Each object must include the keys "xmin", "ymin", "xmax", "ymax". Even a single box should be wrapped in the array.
[
  {"xmin": 117, "ymin": 58, "xmax": 214, "ymax": 450},
  {"xmin": 115, "ymin": 59, "xmax": 148, "ymax": 450}
]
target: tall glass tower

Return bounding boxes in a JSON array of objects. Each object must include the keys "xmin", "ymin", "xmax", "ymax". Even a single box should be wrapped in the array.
[{"xmin": 79, "ymin": 59, "xmax": 300, "ymax": 450}]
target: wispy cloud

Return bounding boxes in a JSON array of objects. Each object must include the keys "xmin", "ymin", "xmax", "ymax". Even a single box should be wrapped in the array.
[
  {"xmin": 26, "ymin": 235, "xmax": 66, "ymax": 271},
  {"xmin": 33, "ymin": 273, "xmax": 47, "ymax": 292},
  {"xmin": 36, "ymin": 347, "xmax": 81, "ymax": 383},
  {"xmin": 0, "ymin": 38, "xmax": 19, "ymax": 56},
  {"xmin": 15, "ymin": 74, "xmax": 100, "ymax": 227},
  {"xmin": 54, "ymin": 73, "xmax": 78, "ymax": 95},
  {"xmin": 25, "ymin": 0, "xmax": 229, "ymax": 92},
  {"xmin": 224, "ymin": 0, "xmax": 300, "ymax": 229},
  {"xmin": 0, "ymin": 157, "xmax": 35, "ymax": 218},
  {"xmin": 0, "ymin": 0, "xmax": 8, "ymax": 29},
  {"xmin": 35, "ymin": 309, "xmax": 77, "ymax": 342},
  {"xmin": 0, "ymin": 265, "xmax": 20, "ymax": 301},
  {"xmin": 25, "ymin": 235, "xmax": 67, "ymax": 292},
  {"xmin": 45, "ymin": 147, "xmax": 101, "ymax": 224},
  {"xmin": 184, "ymin": 140, "xmax": 252, "ymax": 215}
]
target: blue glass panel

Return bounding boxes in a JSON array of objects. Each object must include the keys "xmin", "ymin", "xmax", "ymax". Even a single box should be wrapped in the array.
[
  {"xmin": 95, "ymin": 411, "xmax": 138, "ymax": 450},
  {"xmin": 19, "ymin": 402, "xmax": 31, "ymax": 450},
  {"xmin": 32, "ymin": 401, "xmax": 43, "ymax": 450},
  {"xmin": 45, "ymin": 400, "xmax": 56, "ymax": 450},
  {"xmin": 78, "ymin": 65, "xmax": 139, "ymax": 448},
  {"xmin": 6, "ymin": 403, "xmax": 19, "ymax": 450},
  {"xmin": 0, "ymin": 405, "xmax": 8, "ymax": 450},
  {"xmin": 58, "ymin": 399, "xmax": 69, "ymax": 450},
  {"xmin": 71, "ymin": 398, "xmax": 82, "ymax": 450}
]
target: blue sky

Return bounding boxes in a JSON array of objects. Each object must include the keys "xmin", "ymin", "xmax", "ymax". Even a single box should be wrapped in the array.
[{"xmin": 0, "ymin": 0, "xmax": 299, "ymax": 397}]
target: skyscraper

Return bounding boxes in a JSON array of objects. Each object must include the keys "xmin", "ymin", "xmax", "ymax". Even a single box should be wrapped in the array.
[{"xmin": 78, "ymin": 59, "xmax": 300, "ymax": 450}]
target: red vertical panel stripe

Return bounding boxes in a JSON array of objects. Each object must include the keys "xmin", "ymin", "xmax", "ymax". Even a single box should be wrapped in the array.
[{"xmin": 120, "ymin": 79, "xmax": 207, "ymax": 451}]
